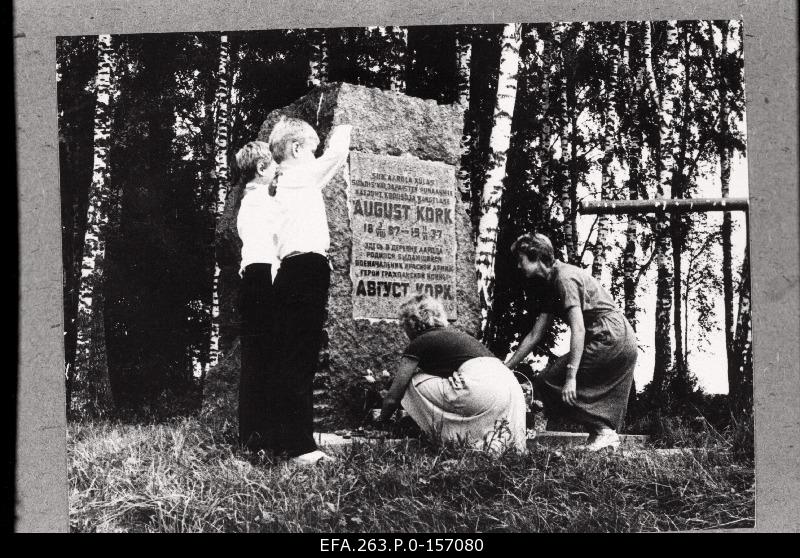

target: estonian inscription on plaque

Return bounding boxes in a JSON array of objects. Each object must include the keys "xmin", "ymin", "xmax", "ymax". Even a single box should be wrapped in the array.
[{"xmin": 348, "ymin": 152, "xmax": 458, "ymax": 320}]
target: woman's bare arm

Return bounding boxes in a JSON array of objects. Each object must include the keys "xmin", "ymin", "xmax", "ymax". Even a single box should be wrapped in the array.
[
  {"xmin": 561, "ymin": 306, "xmax": 585, "ymax": 406},
  {"xmin": 380, "ymin": 356, "xmax": 418, "ymax": 421},
  {"xmin": 506, "ymin": 312, "xmax": 552, "ymax": 369}
]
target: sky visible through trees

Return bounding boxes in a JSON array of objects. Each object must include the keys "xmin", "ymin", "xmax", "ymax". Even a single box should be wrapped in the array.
[{"xmin": 559, "ymin": 152, "xmax": 749, "ymax": 394}]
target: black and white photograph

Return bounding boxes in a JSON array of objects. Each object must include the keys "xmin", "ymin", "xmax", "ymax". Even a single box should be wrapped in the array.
[{"xmin": 55, "ymin": 19, "xmax": 757, "ymax": 532}]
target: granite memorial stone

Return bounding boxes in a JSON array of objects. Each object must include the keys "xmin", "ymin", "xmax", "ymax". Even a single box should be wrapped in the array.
[{"xmin": 204, "ymin": 82, "xmax": 480, "ymax": 428}]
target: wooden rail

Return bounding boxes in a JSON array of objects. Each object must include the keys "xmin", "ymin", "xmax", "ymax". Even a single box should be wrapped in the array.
[{"xmin": 579, "ymin": 197, "xmax": 749, "ymax": 215}]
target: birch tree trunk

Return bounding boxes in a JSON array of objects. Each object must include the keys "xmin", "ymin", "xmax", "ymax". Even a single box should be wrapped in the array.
[
  {"xmin": 476, "ymin": 23, "xmax": 522, "ymax": 338},
  {"xmin": 711, "ymin": 21, "xmax": 738, "ymax": 402},
  {"xmin": 619, "ymin": 24, "xmax": 639, "ymax": 409},
  {"xmin": 670, "ymin": 25, "xmax": 693, "ymax": 378},
  {"xmin": 622, "ymin": 171, "xmax": 639, "ymax": 327},
  {"xmin": 567, "ymin": 29, "xmax": 580, "ymax": 262},
  {"xmin": 455, "ymin": 26, "xmax": 473, "ymax": 201},
  {"xmin": 732, "ymin": 241, "xmax": 752, "ymax": 410},
  {"xmin": 649, "ymin": 20, "xmax": 679, "ymax": 392},
  {"xmin": 642, "ymin": 22, "xmax": 660, "ymax": 112},
  {"xmin": 456, "ymin": 28, "xmax": 472, "ymax": 107},
  {"xmin": 538, "ymin": 28, "xmax": 554, "ymax": 197},
  {"xmin": 622, "ymin": 29, "xmax": 641, "ymax": 330},
  {"xmin": 592, "ymin": 24, "xmax": 621, "ymax": 280},
  {"xmin": 308, "ymin": 29, "xmax": 329, "ymax": 87},
  {"xmin": 209, "ymin": 34, "xmax": 230, "ymax": 368},
  {"xmin": 555, "ymin": 23, "xmax": 575, "ymax": 264},
  {"xmin": 72, "ymin": 34, "xmax": 116, "ymax": 418}
]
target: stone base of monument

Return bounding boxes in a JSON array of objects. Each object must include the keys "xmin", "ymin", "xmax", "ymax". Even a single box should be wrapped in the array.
[
  {"xmin": 529, "ymin": 431, "xmax": 651, "ymax": 449},
  {"xmin": 313, "ymin": 430, "xmax": 651, "ymax": 452},
  {"xmin": 315, "ymin": 432, "xmax": 420, "ymax": 451}
]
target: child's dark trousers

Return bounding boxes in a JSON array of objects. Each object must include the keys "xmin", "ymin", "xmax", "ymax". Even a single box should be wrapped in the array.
[
  {"xmin": 238, "ymin": 263, "xmax": 274, "ymax": 450},
  {"xmin": 269, "ymin": 253, "xmax": 330, "ymax": 457}
]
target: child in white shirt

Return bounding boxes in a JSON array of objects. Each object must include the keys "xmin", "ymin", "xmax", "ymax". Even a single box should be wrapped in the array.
[
  {"xmin": 266, "ymin": 118, "xmax": 352, "ymax": 465},
  {"xmin": 234, "ymin": 140, "xmax": 278, "ymax": 451},
  {"xmin": 237, "ymin": 143, "xmax": 278, "ymax": 276}
]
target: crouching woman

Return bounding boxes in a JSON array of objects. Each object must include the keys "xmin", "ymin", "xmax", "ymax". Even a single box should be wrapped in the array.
[
  {"xmin": 505, "ymin": 233, "xmax": 638, "ymax": 451},
  {"xmin": 379, "ymin": 294, "xmax": 527, "ymax": 453}
]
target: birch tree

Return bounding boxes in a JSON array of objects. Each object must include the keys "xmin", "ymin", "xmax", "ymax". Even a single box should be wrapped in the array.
[
  {"xmin": 732, "ymin": 242, "xmax": 752, "ymax": 410},
  {"xmin": 681, "ymin": 224, "xmax": 722, "ymax": 360},
  {"xmin": 456, "ymin": 27, "xmax": 472, "ymax": 106},
  {"xmin": 209, "ymin": 34, "xmax": 230, "ymax": 368},
  {"xmin": 537, "ymin": 26, "xmax": 555, "ymax": 197},
  {"xmin": 72, "ymin": 34, "xmax": 116, "ymax": 418},
  {"xmin": 169, "ymin": 35, "xmax": 220, "ymax": 385},
  {"xmin": 456, "ymin": 26, "xmax": 474, "ymax": 201},
  {"xmin": 719, "ymin": 22, "xmax": 736, "ymax": 398},
  {"xmin": 476, "ymin": 23, "xmax": 522, "ymax": 338},
  {"xmin": 621, "ymin": 26, "xmax": 645, "ymax": 329},
  {"xmin": 554, "ymin": 23, "xmax": 576, "ymax": 264},
  {"xmin": 669, "ymin": 24, "xmax": 694, "ymax": 378},
  {"xmin": 647, "ymin": 20, "xmax": 680, "ymax": 392},
  {"xmin": 592, "ymin": 23, "xmax": 621, "ymax": 280},
  {"xmin": 617, "ymin": 27, "xmax": 651, "ymax": 407},
  {"xmin": 57, "ymin": 36, "xmax": 98, "ymax": 412},
  {"xmin": 729, "ymin": 21, "xmax": 749, "ymax": 406},
  {"xmin": 705, "ymin": 20, "xmax": 741, "ymax": 401}
]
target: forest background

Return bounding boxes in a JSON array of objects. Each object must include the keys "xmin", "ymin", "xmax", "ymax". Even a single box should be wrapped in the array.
[{"xmin": 57, "ymin": 20, "xmax": 751, "ymax": 428}]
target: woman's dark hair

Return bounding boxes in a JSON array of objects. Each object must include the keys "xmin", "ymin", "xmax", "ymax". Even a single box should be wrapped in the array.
[{"xmin": 509, "ymin": 233, "xmax": 555, "ymax": 266}]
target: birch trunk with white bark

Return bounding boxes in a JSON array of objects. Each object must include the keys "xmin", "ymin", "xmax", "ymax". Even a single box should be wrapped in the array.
[
  {"xmin": 554, "ymin": 23, "xmax": 575, "ymax": 264},
  {"xmin": 476, "ymin": 23, "xmax": 522, "ymax": 338},
  {"xmin": 592, "ymin": 25, "xmax": 621, "ymax": 281},
  {"xmin": 456, "ymin": 28, "xmax": 472, "ymax": 107},
  {"xmin": 732, "ymin": 243, "xmax": 752, "ymax": 409},
  {"xmin": 538, "ymin": 29, "xmax": 554, "ymax": 196},
  {"xmin": 670, "ymin": 25, "xmax": 693, "ymax": 377},
  {"xmin": 710, "ymin": 21, "xmax": 739, "ymax": 402},
  {"xmin": 622, "ymin": 27, "xmax": 641, "ymax": 330},
  {"xmin": 72, "ymin": 34, "xmax": 116, "ymax": 418},
  {"xmin": 456, "ymin": 27, "xmax": 473, "ymax": 201},
  {"xmin": 649, "ymin": 21, "xmax": 680, "ymax": 391},
  {"xmin": 209, "ymin": 34, "xmax": 230, "ymax": 368}
]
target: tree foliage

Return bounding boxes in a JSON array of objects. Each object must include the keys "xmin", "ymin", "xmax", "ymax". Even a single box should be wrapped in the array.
[{"xmin": 58, "ymin": 21, "xmax": 749, "ymax": 419}]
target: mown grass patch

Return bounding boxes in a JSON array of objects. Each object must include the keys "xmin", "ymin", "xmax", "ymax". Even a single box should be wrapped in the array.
[{"xmin": 68, "ymin": 416, "xmax": 754, "ymax": 533}]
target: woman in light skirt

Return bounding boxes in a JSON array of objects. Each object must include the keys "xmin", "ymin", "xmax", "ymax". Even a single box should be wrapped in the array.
[{"xmin": 380, "ymin": 294, "xmax": 527, "ymax": 453}]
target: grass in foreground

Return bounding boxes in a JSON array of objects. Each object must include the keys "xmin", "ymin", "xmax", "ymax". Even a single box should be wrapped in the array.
[{"xmin": 68, "ymin": 416, "xmax": 754, "ymax": 533}]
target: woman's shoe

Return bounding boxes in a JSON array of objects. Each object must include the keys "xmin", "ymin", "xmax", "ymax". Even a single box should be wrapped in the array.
[{"xmin": 583, "ymin": 430, "xmax": 620, "ymax": 452}]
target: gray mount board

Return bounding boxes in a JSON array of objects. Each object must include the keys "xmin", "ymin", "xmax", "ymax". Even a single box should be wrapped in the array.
[{"xmin": 14, "ymin": 0, "xmax": 799, "ymax": 533}]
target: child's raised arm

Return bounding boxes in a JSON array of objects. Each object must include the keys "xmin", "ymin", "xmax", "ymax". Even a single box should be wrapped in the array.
[{"xmin": 312, "ymin": 124, "xmax": 352, "ymax": 189}]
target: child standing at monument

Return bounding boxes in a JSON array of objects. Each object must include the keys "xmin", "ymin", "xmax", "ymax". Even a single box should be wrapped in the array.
[
  {"xmin": 234, "ymin": 141, "xmax": 279, "ymax": 451},
  {"xmin": 267, "ymin": 118, "xmax": 352, "ymax": 465}
]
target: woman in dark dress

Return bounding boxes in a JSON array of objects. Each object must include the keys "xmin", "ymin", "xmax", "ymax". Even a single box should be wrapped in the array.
[
  {"xmin": 380, "ymin": 294, "xmax": 527, "ymax": 453},
  {"xmin": 505, "ymin": 233, "xmax": 638, "ymax": 451}
]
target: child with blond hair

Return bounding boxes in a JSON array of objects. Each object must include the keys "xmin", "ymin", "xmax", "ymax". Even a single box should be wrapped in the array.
[{"xmin": 266, "ymin": 117, "xmax": 352, "ymax": 465}]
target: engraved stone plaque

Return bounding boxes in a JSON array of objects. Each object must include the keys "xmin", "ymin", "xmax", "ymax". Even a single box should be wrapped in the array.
[{"xmin": 349, "ymin": 152, "xmax": 458, "ymax": 320}]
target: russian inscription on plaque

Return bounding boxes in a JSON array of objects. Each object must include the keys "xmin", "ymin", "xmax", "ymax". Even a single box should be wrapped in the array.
[{"xmin": 349, "ymin": 152, "xmax": 458, "ymax": 320}]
